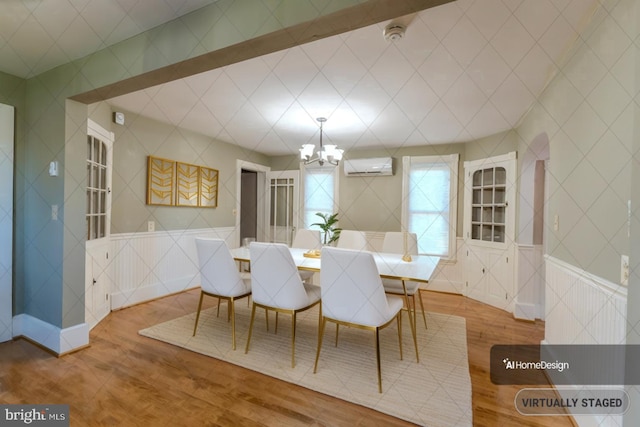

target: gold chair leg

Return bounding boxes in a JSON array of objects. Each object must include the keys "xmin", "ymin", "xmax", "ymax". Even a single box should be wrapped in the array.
[
  {"xmin": 375, "ymin": 328, "xmax": 382, "ymax": 393},
  {"xmin": 265, "ymin": 308, "xmax": 269, "ymax": 331},
  {"xmin": 245, "ymin": 303, "xmax": 258, "ymax": 354},
  {"xmin": 314, "ymin": 317, "xmax": 327, "ymax": 373},
  {"xmin": 291, "ymin": 312, "xmax": 296, "ymax": 368},
  {"xmin": 192, "ymin": 291, "xmax": 205, "ymax": 336},
  {"xmin": 418, "ymin": 288, "xmax": 427, "ymax": 329},
  {"xmin": 275, "ymin": 312, "xmax": 279, "ymax": 334},
  {"xmin": 335, "ymin": 324, "xmax": 339, "ymax": 347},
  {"xmin": 402, "ymin": 280, "xmax": 419, "ymax": 363},
  {"xmin": 397, "ymin": 311, "xmax": 403, "ymax": 361},
  {"xmin": 230, "ymin": 298, "xmax": 236, "ymax": 350},
  {"xmin": 216, "ymin": 297, "xmax": 221, "ymax": 317}
]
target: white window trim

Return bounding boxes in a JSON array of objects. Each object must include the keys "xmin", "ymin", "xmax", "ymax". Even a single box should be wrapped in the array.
[
  {"xmin": 401, "ymin": 154, "xmax": 459, "ymax": 261},
  {"xmin": 300, "ymin": 162, "xmax": 339, "ymax": 229}
]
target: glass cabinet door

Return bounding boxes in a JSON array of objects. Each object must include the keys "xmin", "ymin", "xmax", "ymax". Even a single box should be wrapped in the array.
[{"xmin": 470, "ymin": 166, "xmax": 506, "ymax": 243}]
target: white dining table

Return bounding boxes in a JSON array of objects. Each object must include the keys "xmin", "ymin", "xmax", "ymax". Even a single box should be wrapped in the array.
[
  {"xmin": 230, "ymin": 245, "xmax": 440, "ymax": 362},
  {"xmin": 231, "ymin": 246, "xmax": 439, "ymax": 283}
]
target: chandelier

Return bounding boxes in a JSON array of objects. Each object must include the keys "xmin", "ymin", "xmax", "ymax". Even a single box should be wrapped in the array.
[{"xmin": 299, "ymin": 117, "xmax": 344, "ymax": 166}]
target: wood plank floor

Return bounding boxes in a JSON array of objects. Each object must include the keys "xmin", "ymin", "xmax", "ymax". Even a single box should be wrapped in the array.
[{"xmin": 0, "ymin": 290, "xmax": 574, "ymax": 426}]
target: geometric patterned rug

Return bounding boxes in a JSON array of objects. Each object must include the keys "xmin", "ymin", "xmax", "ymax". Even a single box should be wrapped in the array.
[{"xmin": 139, "ymin": 303, "xmax": 472, "ymax": 426}]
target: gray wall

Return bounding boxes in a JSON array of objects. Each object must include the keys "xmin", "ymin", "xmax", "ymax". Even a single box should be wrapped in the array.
[
  {"xmin": 516, "ymin": 0, "xmax": 636, "ymax": 285},
  {"xmin": 109, "ymin": 109, "xmax": 269, "ymax": 233}
]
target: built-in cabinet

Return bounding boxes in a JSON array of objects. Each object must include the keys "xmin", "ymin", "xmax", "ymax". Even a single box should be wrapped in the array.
[
  {"xmin": 85, "ymin": 119, "xmax": 113, "ymax": 329},
  {"xmin": 464, "ymin": 152, "xmax": 517, "ymax": 312}
]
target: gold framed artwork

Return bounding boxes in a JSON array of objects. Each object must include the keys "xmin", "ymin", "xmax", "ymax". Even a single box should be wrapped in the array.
[
  {"xmin": 146, "ymin": 156, "xmax": 219, "ymax": 208},
  {"xmin": 176, "ymin": 162, "xmax": 199, "ymax": 206},
  {"xmin": 199, "ymin": 166, "xmax": 219, "ymax": 208},
  {"xmin": 146, "ymin": 156, "xmax": 174, "ymax": 206}
]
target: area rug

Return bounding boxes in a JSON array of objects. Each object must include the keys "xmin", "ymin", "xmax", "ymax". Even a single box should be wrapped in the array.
[{"xmin": 139, "ymin": 303, "xmax": 472, "ymax": 426}]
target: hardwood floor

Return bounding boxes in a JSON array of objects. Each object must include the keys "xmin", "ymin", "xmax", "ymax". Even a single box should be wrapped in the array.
[{"xmin": 0, "ymin": 290, "xmax": 574, "ymax": 426}]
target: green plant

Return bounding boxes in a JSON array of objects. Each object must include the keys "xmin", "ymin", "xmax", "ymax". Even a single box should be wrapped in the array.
[{"xmin": 311, "ymin": 212, "xmax": 342, "ymax": 245}]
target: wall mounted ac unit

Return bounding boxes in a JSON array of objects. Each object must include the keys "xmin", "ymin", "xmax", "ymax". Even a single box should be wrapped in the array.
[{"xmin": 343, "ymin": 157, "xmax": 393, "ymax": 176}]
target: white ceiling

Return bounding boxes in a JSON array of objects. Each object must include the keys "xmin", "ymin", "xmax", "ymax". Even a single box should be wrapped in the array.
[{"xmin": 2, "ymin": 0, "xmax": 599, "ymax": 157}]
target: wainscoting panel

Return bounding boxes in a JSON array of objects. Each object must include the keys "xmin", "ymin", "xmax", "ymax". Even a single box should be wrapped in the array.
[
  {"xmin": 545, "ymin": 256, "xmax": 627, "ymax": 346},
  {"xmin": 110, "ymin": 227, "xmax": 235, "ymax": 310},
  {"xmin": 544, "ymin": 256, "xmax": 628, "ymax": 427}
]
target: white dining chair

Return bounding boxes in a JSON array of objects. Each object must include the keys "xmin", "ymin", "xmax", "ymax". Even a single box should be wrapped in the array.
[
  {"xmin": 291, "ymin": 229, "xmax": 321, "ymax": 284},
  {"xmin": 382, "ymin": 231, "xmax": 428, "ymax": 331},
  {"xmin": 314, "ymin": 246, "xmax": 403, "ymax": 393},
  {"xmin": 336, "ymin": 230, "xmax": 368, "ymax": 250},
  {"xmin": 193, "ymin": 237, "xmax": 252, "ymax": 350},
  {"xmin": 245, "ymin": 242, "xmax": 321, "ymax": 368}
]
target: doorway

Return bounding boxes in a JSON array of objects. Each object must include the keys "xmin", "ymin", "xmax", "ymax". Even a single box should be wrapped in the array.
[
  {"xmin": 235, "ymin": 160, "xmax": 269, "ymax": 246},
  {"xmin": 240, "ymin": 169, "xmax": 257, "ymax": 244}
]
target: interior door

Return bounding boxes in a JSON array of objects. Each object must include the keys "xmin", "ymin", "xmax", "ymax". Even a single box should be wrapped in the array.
[
  {"xmin": 85, "ymin": 119, "xmax": 113, "ymax": 329},
  {"xmin": 0, "ymin": 103, "xmax": 14, "ymax": 343},
  {"xmin": 267, "ymin": 170, "xmax": 299, "ymax": 245}
]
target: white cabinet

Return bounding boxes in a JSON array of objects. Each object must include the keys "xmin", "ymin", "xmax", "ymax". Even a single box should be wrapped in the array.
[{"xmin": 464, "ymin": 152, "xmax": 516, "ymax": 312}]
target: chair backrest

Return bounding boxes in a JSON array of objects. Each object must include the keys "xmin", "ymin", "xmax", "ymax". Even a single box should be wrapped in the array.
[
  {"xmin": 320, "ymin": 246, "xmax": 391, "ymax": 326},
  {"xmin": 382, "ymin": 231, "xmax": 418, "ymax": 255},
  {"xmin": 250, "ymin": 242, "xmax": 310, "ymax": 309},
  {"xmin": 291, "ymin": 229, "xmax": 321, "ymax": 250},
  {"xmin": 196, "ymin": 238, "xmax": 248, "ymax": 296},
  {"xmin": 336, "ymin": 230, "xmax": 368, "ymax": 250}
]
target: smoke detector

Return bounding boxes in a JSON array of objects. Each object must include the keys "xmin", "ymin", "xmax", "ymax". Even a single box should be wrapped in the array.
[{"xmin": 383, "ymin": 24, "xmax": 406, "ymax": 41}]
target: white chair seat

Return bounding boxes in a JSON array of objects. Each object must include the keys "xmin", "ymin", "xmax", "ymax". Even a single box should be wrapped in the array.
[
  {"xmin": 381, "ymin": 278, "xmax": 419, "ymax": 295},
  {"xmin": 302, "ymin": 283, "xmax": 321, "ymax": 306}
]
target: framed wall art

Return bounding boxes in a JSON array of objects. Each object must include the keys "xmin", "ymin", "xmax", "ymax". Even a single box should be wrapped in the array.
[
  {"xmin": 176, "ymin": 162, "xmax": 199, "ymax": 207},
  {"xmin": 199, "ymin": 166, "xmax": 219, "ymax": 208},
  {"xmin": 146, "ymin": 156, "xmax": 175, "ymax": 206}
]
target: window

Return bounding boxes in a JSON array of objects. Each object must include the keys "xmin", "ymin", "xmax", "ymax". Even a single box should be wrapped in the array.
[
  {"xmin": 301, "ymin": 164, "xmax": 338, "ymax": 231},
  {"xmin": 402, "ymin": 154, "xmax": 458, "ymax": 259}
]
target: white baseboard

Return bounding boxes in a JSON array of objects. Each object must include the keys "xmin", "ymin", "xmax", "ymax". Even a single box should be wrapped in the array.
[
  {"xmin": 13, "ymin": 314, "xmax": 89, "ymax": 355},
  {"xmin": 513, "ymin": 302, "xmax": 538, "ymax": 321}
]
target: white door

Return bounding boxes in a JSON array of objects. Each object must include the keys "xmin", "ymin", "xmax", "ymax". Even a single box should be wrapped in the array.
[
  {"xmin": 267, "ymin": 170, "xmax": 299, "ymax": 245},
  {"xmin": 85, "ymin": 119, "xmax": 113, "ymax": 329},
  {"xmin": 464, "ymin": 152, "xmax": 517, "ymax": 312},
  {"xmin": 0, "ymin": 104, "xmax": 14, "ymax": 343}
]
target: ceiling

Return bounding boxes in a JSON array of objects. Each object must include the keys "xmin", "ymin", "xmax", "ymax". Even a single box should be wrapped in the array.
[{"xmin": 2, "ymin": 0, "xmax": 599, "ymax": 157}]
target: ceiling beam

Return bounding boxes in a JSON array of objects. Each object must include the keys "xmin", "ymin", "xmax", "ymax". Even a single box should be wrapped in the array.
[{"xmin": 70, "ymin": 0, "xmax": 453, "ymax": 104}]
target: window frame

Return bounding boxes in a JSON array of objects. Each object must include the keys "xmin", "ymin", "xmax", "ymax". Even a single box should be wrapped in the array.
[{"xmin": 401, "ymin": 154, "xmax": 459, "ymax": 261}]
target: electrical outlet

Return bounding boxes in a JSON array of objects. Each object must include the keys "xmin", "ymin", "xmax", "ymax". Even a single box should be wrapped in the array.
[
  {"xmin": 621, "ymin": 255, "xmax": 629, "ymax": 286},
  {"xmin": 553, "ymin": 214, "xmax": 559, "ymax": 231},
  {"xmin": 148, "ymin": 220, "xmax": 155, "ymax": 232}
]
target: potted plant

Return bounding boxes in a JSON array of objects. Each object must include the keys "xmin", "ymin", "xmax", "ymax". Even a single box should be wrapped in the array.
[{"xmin": 311, "ymin": 212, "xmax": 342, "ymax": 245}]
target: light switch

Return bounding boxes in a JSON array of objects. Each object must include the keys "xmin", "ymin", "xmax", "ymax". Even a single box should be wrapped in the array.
[
  {"xmin": 148, "ymin": 220, "xmax": 155, "ymax": 232},
  {"xmin": 52, "ymin": 204, "xmax": 58, "ymax": 220},
  {"xmin": 621, "ymin": 255, "xmax": 629, "ymax": 286},
  {"xmin": 553, "ymin": 214, "xmax": 559, "ymax": 231}
]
